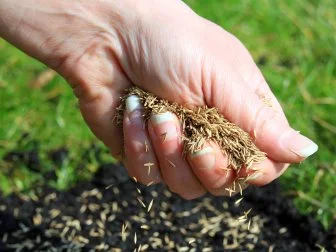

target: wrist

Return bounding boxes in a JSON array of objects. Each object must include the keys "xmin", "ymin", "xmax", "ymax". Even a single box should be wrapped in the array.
[
  {"xmin": 0, "ymin": 0, "xmax": 135, "ymax": 68},
  {"xmin": 0, "ymin": 0, "xmax": 72, "ymax": 62}
]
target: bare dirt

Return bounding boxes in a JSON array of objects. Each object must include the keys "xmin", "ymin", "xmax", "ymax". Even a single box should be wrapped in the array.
[{"xmin": 0, "ymin": 147, "xmax": 335, "ymax": 251}]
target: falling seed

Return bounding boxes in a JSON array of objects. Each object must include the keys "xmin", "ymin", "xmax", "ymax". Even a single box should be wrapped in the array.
[
  {"xmin": 105, "ymin": 184, "xmax": 113, "ymax": 190},
  {"xmin": 234, "ymin": 197, "xmax": 244, "ymax": 206},
  {"xmin": 137, "ymin": 197, "xmax": 146, "ymax": 208},
  {"xmin": 134, "ymin": 232, "xmax": 137, "ymax": 244},
  {"xmin": 144, "ymin": 163, "xmax": 155, "ymax": 176},
  {"xmin": 225, "ymin": 187, "xmax": 235, "ymax": 197},
  {"xmin": 238, "ymin": 182, "xmax": 243, "ymax": 196},
  {"xmin": 136, "ymin": 188, "xmax": 141, "ymax": 194},
  {"xmin": 147, "ymin": 199, "xmax": 154, "ymax": 212},
  {"xmin": 245, "ymin": 208, "xmax": 252, "ymax": 216},
  {"xmin": 133, "ymin": 177, "xmax": 138, "ymax": 183},
  {"xmin": 147, "ymin": 181, "xmax": 154, "ymax": 187}
]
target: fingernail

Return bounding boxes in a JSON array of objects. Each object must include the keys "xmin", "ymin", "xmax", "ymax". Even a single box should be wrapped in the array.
[
  {"xmin": 125, "ymin": 95, "xmax": 144, "ymax": 129},
  {"xmin": 150, "ymin": 112, "xmax": 178, "ymax": 141},
  {"xmin": 281, "ymin": 130, "xmax": 318, "ymax": 158},
  {"xmin": 126, "ymin": 95, "xmax": 141, "ymax": 113},
  {"xmin": 190, "ymin": 147, "xmax": 216, "ymax": 170}
]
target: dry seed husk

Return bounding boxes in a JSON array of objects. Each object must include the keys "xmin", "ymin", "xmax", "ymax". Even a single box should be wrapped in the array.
[{"xmin": 117, "ymin": 87, "xmax": 265, "ymax": 171}]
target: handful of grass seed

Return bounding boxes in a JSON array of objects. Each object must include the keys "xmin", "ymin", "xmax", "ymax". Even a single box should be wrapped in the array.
[{"xmin": 117, "ymin": 87, "xmax": 265, "ymax": 172}]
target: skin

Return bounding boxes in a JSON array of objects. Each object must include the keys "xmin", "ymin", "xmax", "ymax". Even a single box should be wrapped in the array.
[{"xmin": 0, "ymin": 0, "xmax": 318, "ymax": 199}]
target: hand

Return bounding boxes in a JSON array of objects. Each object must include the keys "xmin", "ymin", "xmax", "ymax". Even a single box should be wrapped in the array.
[{"xmin": 0, "ymin": 0, "xmax": 318, "ymax": 199}]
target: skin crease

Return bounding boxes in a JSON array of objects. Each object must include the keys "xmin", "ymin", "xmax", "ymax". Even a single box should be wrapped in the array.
[{"xmin": 0, "ymin": 0, "xmax": 317, "ymax": 199}]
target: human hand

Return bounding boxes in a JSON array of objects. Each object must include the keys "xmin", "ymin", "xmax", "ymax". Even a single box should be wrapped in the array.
[{"xmin": 0, "ymin": 0, "xmax": 318, "ymax": 199}]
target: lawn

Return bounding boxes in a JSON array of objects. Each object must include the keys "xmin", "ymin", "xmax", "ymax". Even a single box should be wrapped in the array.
[{"xmin": 0, "ymin": 0, "xmax": 335, "ymax": 229}]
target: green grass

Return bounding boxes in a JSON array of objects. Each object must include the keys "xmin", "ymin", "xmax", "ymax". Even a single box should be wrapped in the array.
[{"xmin": 0, "ymin": 0, "xmax": 335, "ymax": 229}]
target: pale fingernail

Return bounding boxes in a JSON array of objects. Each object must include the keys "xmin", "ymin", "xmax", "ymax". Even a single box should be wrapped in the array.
[
  {"xmin": 281, "ymin": 130, "xmax": 318, "ymax": 158},
  {"xmin": 151, "ymin": 112, "xmax": 175, "ymax": 125},
  {"xmin": 126, "ymin": 95, "xmax": 141, "ymax": 113},
  {"xmin": 244, "ymin": 171, "xmax": 263, "ymax": 182},
  {"xmin": 190, "ymin": 147, "xmax": 216, "ymax": 170},
  {"xmin": 150, "ymin": 112, "xmax": 178, "ymax": 141}
]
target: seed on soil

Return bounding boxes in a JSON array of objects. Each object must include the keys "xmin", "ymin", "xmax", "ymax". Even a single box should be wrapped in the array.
[
  {"xmin": 0, "ymin": 155, "xmax": 328, "ymax": 251},
  {"xmin": 140, "ymin": 225, "xmax": 150, "ymax": 230},
  {"xmin": 247, "ymin": 219, "xmax": 252, "ymax": 231},
  {"xmin": 279, "ymin": 227, "xmax": 287, "ymax": 234},
  {"xmin": 188, "ymin": 238, "xmax": 196, "ymax": 244}
]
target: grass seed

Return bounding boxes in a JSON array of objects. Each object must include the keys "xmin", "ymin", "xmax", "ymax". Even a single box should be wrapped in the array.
[{"xmin": 116, "ymin": 87, "xmax": 266, "ymax": 171}]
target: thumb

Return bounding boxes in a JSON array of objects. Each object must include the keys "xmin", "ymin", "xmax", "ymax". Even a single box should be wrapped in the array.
[{"xmin": 217, "ymin": 82, "xmax": 318, "ymax": 164}]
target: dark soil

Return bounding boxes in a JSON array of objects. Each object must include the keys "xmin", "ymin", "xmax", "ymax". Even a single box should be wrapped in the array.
[{"xmin": 0, "ymin": 147, "xmax": 335, "ymax": 252}]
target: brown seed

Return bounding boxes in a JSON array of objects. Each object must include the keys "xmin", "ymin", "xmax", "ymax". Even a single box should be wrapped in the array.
[{"xmin": 117, "ymin": 87, "xmax": 265, "ymax": 172}]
